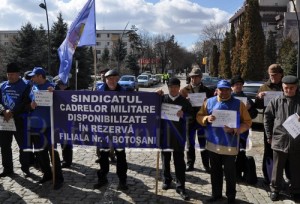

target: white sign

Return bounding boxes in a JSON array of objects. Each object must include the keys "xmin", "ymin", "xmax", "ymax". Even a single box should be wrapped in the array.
[
  {"xmin": 264, "ymin": 91, "xmax": 282, "ymax": 106},
  {"xmin": 188, "ymin": 92, "xmax": 206, "ymax": 107},
  {"xmin": 0, "ymin": 116, "xmax": 16, "ymax": 131},
  {"xmin": 161, "ymin": 103, "xmax": 182, "ymax": 122},
  {"xmin": 211, "ymin": 110, "xmax": 238, "ymax": 128},
  {"xmin": 234, "ymin": 96, "xmax": 247, "ymax": 105},
  {"xmin": 33, "ymin": 90, "xmax": 53, "ymax": 106},
  {"xmin": 283, "ymin": 113, "xmax": 300, "ymax": 139}
]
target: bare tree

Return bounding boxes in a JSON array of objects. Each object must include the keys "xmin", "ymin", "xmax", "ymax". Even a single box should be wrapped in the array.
[
  {"xmin": 138, "ymin": 30, "xmax": 156, "ymax": 73},
  {"xmin": 199, "ymin": 22, "xmax": 228, "ymax": 49}
]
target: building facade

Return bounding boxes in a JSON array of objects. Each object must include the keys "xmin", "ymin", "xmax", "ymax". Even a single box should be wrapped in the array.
[
  {"xmin": 94, "ymin": 30, "xmax": 132, "ymax": 60},
  {"xmin": 0, "ymin": 30, "xmax": 18, "ymax": 46},
  {"xmin": 229, "ymin": 0, "xmax": 300, "ymax": 44},
  {"xmin": 0, "ymin": 29, "xmax": 133, "ymax": 60}
]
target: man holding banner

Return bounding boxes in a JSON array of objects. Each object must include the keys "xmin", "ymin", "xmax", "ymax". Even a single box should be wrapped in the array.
[
  {"xmin": 94, "ymin": 69, "xmax": 128, "ymax": 190},
  {"xmin": 160, "ymin": 78, "xmax": 193, "ymax": 201},
  {"xmin": 197, "ymin": 80, "xmax": 252, "ymax": 203},
  {"xmin": 180, "ymin": 66, "xmax": 213, "ymax": 172},
  {"xmin": 264, "ymin": 75, "xmax": 300, "ymax": 201},
  {"xmin": 28, "ymin": 67, "xmax": 64, "ymax": 190}
]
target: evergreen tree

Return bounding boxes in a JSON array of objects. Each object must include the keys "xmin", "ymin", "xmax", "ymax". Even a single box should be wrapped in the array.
[
  {"xmin": 264, "ymin": 31, "xmax": 277, "ymax": 69},
  {"xmin": 219, "ymin": 32, "xmax": 231, "ymax": 79},
  {"xmin": 127, "ymin": 25, "xmax": 142, "ymax": 56},
  {"xmin": 101, "ymin": 47, "xmax": 110, "ymax": 64},
  {"xmin": 7, "ymin": 22, "xmax": 48, "ymax": 73},
  {"xmin": 209, "ymin": 45, "xmax": 220, "ymax": 77},
  {"xmin": 71, "ymin": 47, "xmax": 93, "ymax": 90},
  {"xmin": 278, "ymin": 38, "xmax": 297, "ymax": 76},
  {"xmin": 112, "ymin": 38, "xmax": 127, "ymax": 71},
  {"xmin": 125, "ymin": 53, "xmax": 139, "ymax": 76},
  {"xmin": 50, "ymin": 13, "xmax": 68, "ymax": 76},
  {"xmin": 34, "ymin": 25, "xmax": 48, "ymax": 69},
  {"xmin": 231, "ymin": 19, "xmax": 244, "ymax": 75},
  {"xmin": 230, "ymin": 23, "xmax": 236, "ymax": 50},
  {"xmin": 240, "ymin": 0, "xmax": 265, "ymax": 80}
]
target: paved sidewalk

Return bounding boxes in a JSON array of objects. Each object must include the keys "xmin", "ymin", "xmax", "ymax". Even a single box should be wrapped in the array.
[{"xmin": 0, "ymin": 127, "xmax": 297, "ymax": 204}]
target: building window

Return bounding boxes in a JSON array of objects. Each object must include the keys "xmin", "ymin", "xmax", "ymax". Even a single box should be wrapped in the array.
[
  {"xmin": 97, "ymin": 33, "xmax": 101, "ymax": 38},
  {"xmin": 96, "ymin": 50, "xmax": 101, "ymax": 54},
  {"xmin": 107, "ymin": 42, "xmax": 110, "ymax": 46},
  {"xmin": 107, "ymin": 34, "xmax": 110, "ymax": 38},
  {"xmin": 4, "ymin": 34, "xmax": 8, "ymax": 38},
  {"xmin": 96, "ymin": 42, "xmax": 101, "ymax": 46},
  {"xmin": 4, "ymin": 42, "xmax": 9, "ymax": 46}
]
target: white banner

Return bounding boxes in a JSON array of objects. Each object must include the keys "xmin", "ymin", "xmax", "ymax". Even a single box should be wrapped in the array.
[
  {"xmin": 33, "ymin": 90, "xmax": 53, "ymax": 106},
  {"xmin": 161, "ymin": 103, "xmax": 182, "ymax": 122},
  {"xmin": 0, "ymin": 116, "xmax": 16, "ymax": 131}
]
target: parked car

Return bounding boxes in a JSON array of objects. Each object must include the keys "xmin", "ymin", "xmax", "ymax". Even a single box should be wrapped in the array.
[
  {"xmin": 137, "ymin": 75, "xmax": 151, "ymax": 87},
  {"xmin": 156, "ymin": 74, "xmax": 162, "ymax": 83},
  {"xmin": 151, "ymin": 75, "xmax": 159, "ymax": 85},
  {"xmin": 243, "ymin": 81, "xmax": 264, "ymax": 99},
  {"xmin": 141, "ymin": 73, "xmax": 153, "ymax": 86},
  {"xmin": 118, "ymin": 75, "xmax": 139, "ymax": 91},
  {"xmin": 243, "ymin": 81, "xmax": 264, "ymax": 124},
  {"xmin": 202, "ymin": 76, "xmax": 220, "ymax": 90}
]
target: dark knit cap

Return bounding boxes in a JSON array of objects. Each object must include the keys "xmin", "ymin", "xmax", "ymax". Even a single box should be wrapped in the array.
[
  {"xmin": 7, "ymin": 63, "xmax": 20, "ymax": 73},
  {"xmin": 230, "ymin": 75, "xmax": 244, "ymax": 86},
  {"xmin": 282, "ymin": 75, "xmax": 298, "ymax": 84},
  {"xmin": 168, "ymin": 78, "xmax": 181, "ymax": 86},
  {"xmin": 104, "ymin": 69, "xmax": 119, "ymax": 77}
]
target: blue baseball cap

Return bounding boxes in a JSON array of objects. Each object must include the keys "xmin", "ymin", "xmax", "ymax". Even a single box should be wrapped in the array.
[
  {"xmin": 217, "ymin": 80, "xmax": 231, "ymax": 89},
  {"xmin": 28, "ymin": 67, "xmax": 46, "ymax": 77}
]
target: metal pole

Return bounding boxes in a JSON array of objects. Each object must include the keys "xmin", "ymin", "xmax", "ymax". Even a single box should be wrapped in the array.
[
  {"xmin": 45, "ymin": 0, "xmax": 50, "ymax": 73},
  {"xmin": 39, "ymin": 0, "xmax": 51, "ymax": 73},
  {"xmin": 75, "ymin": 60, "xmax": 78, "ymax": 90},
  {"xmin": 291, "ymin": 0, "xmax": 300, "ymax": 79}
]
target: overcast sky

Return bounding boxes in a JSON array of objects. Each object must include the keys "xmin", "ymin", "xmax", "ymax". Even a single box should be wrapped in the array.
[{"xmin": 0, "ymin": 0, "xmax": 245, "ymax": 49}]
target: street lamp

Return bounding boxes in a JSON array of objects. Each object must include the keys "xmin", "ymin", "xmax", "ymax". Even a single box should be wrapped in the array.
[
  {"xmin": 39, "ymin": 0, "xmax": 51, "ymax": 73},
  {"xmin": 290, "ymin": 0, "xmax": 300, "ymax": 79}
]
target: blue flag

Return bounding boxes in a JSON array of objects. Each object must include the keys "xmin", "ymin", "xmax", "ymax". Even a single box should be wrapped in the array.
[{"xmin": 58, "ymin": 0, "xmax": 96, "ymax": 84}]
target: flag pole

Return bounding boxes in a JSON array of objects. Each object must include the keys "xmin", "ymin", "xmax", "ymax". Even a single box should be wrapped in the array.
[
  {"xmin": 57, "ymin": 0, "xmax": 96, "ymax": 85},
  {"xmin": 93, "ymin": 46, "xmax": 97, "ymax": 88},
  {"xmin": 50, "ymin": 98, "xmax": 56, "ymax": 189},
  {"xmin": 155, "ymin": 151, "xmax": 160, "ymax": 195}
]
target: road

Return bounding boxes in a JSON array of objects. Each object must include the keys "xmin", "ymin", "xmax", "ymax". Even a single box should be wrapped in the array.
[{"xmin": 0, "ymin": 76, "xmax": 296, "ymax": 204}]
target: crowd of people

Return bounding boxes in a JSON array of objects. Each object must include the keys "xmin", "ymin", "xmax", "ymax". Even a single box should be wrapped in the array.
[
  {"xmin": 158, "ymin": 63, "xmax": 300, "ymax": 203},
  {"xmin": 0, "ymin": 64, "xmax": 73, "ymax": 190},
  {"xmin": 0, "ymin": 62, "xmax": 300, "ymax": 203}
]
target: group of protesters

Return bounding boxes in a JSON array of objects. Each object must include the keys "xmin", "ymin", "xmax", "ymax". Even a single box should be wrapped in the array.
[
  {"xmin": 157, "ymin": 63, "xmax": 300, "ymax": 203},
  {"xmin": 186, "ymin": 63, "xmax": 300, "ymax": 203},
  {"xmin": 1, "ymin": 61, "xmax": 300, "ymax": 203},
  {"xmin": 0, "ymin": 63, "xmax": 70, "ymax": 190}
]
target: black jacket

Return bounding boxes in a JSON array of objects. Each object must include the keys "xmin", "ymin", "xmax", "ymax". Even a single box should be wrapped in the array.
[{"xmin": 160, "ymin": 94, "xmax": 193, "ymax": 151}]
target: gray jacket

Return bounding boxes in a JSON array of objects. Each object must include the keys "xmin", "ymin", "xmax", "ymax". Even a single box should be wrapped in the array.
[{"xmin": 264, "ymin": 93, "xmax": 300, "ymax": 153}]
